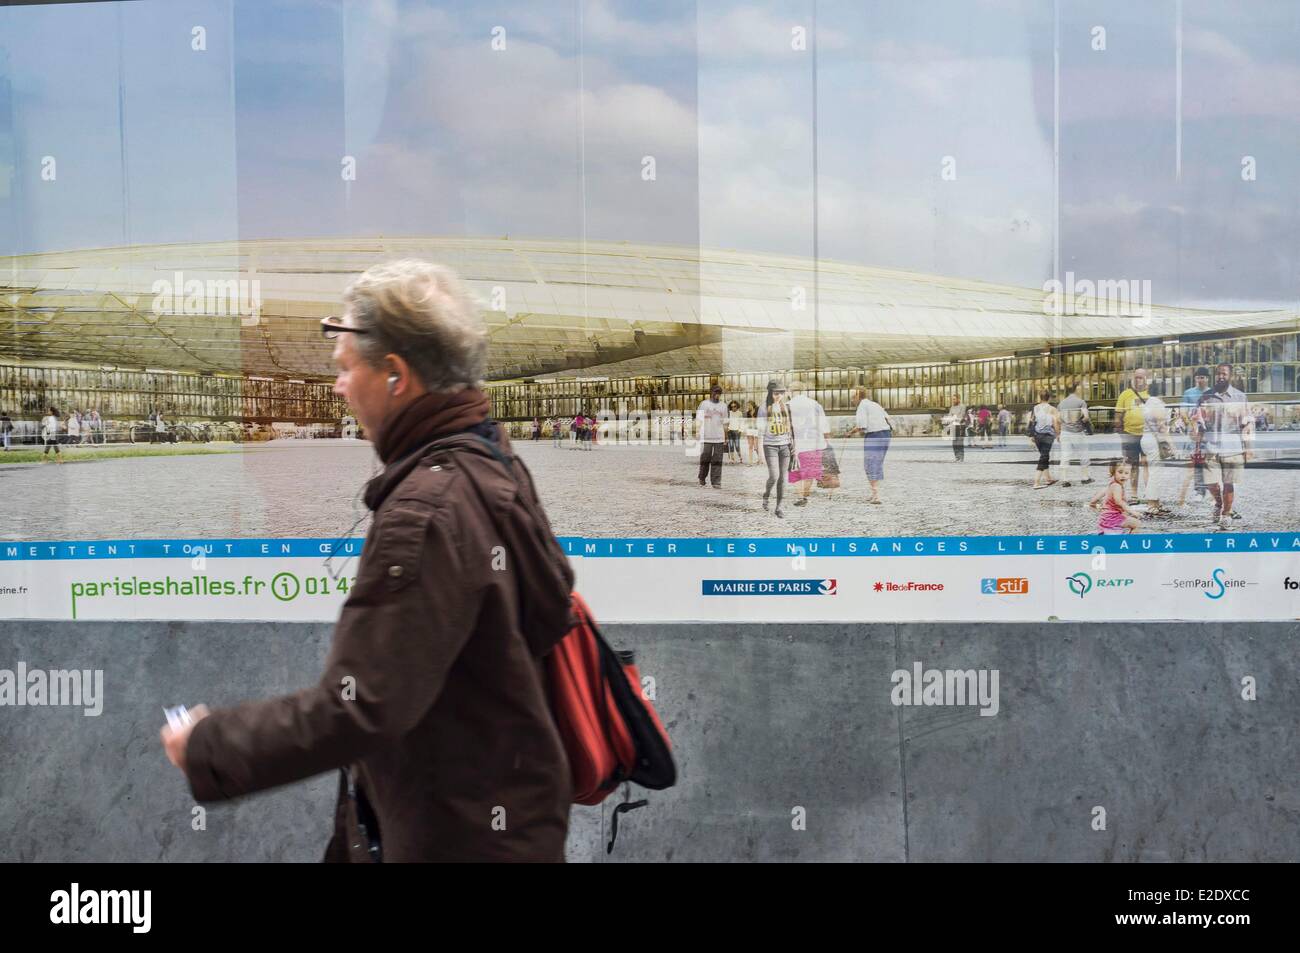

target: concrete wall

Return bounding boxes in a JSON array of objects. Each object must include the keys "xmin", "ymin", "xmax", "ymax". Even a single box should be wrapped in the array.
[{"xmin": 1, "ymin": 620, "xmax": 1295, "ymax": 862}]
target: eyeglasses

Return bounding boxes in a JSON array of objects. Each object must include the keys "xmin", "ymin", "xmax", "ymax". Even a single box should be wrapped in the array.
[{"xmin": 320, "ymin": 316, "xmax": 371, "ymax": 340}]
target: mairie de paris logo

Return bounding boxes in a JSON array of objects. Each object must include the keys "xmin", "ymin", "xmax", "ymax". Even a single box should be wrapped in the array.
[{"xmin": 701, "ymin": 579, "xmax": 836, "ymax": 596}]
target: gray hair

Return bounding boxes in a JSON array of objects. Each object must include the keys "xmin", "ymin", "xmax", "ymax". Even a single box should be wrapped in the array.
[{"xmin": 342, "ymin": 259, "xmax": 488, "ymax": 392}]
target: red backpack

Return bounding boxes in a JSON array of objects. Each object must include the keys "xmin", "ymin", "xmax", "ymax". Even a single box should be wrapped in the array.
[{"xmin": 547, "ymin": 592, "xmax": 676, "ymax": 849}]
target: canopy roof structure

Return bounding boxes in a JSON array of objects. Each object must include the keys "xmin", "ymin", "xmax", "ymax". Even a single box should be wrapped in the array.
[{"xmin": 2, "ymin": 237, "xmax": 1293, "ymax": 381}]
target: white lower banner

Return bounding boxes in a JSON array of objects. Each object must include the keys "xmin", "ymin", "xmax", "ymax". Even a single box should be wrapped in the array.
[{"xmin": 1, "ymin": 534, "xmax": 1298, "ymax": 622}]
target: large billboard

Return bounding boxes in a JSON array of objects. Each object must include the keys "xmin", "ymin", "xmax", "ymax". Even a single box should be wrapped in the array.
[{"xmin": 3, "ymin": 0, "xmax": 1299, "ymax": 623}]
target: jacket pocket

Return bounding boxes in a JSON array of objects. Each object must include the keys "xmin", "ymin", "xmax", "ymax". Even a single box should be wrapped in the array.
[{"xmin": 371, "ymin": 504, "xmax": 436, "ymax": 593}]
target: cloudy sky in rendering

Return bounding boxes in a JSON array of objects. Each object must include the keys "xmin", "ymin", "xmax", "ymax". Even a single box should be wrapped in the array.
[{"xmin": 2, "ymin": 0, "xmax": 1298, "ymax": 309}]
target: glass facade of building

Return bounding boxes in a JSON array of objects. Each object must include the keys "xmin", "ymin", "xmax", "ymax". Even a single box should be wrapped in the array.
[
  {"xmin": 0, "ymin": 365, "xmax": 345, "ymax": 423},
  {"xmin": 3, "ymin": 327, "xmax": 1297, "ymax": 429},
  {"xmin": 488, "ymin": 328, "xmax": 1300, "ymax": 421}
]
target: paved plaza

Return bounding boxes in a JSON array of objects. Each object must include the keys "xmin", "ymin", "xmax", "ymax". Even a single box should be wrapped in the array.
[
  {"xmin": 518, "ymin": 434, "xmax": 1297, "ymax": 538},
  {"xmin": 2, "ymin": 432, "xmax": 1298, "ymax": 541}
]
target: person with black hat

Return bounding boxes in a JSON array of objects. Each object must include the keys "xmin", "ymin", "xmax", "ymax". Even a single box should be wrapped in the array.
[{"xmin": 695, "ymin": 383, "xmax": 728, "ymax": 488}]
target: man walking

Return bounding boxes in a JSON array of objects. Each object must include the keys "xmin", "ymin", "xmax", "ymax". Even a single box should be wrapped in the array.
[
  {"xmin": 1195, "ymin": 363, "xmax": 1252, "ymax": 530},
  {"xmin": 945, "ymin": 394, "xmax": 966, "ymax": 462},
  {"xmin": 1057, "ymin": 381, "xmax": 1093, "ymax": 487},
  {"xmin": 997, "ymin": 404, "xmax": 1011, "ymax": 447},
  {"xmin": 1114, "ymin": 368, "xmax": 1149, "ymax": 500},
  {"xmin": 161, "ymin": 260, "xmax": 575, "ymax": 862},
  {"xmin": 0, "ymin": 410, "xmax": 11, "ymax": 451},
  {"xmin": 40, "ymin": 407, "xmax": 62, "ymax": 463},
  {"xmin": 1181, "ymin": 367, "xmax": 1211, "ymax": 499},
  {"xmin": 696, "ymin": 383, "xmax": 727, "ymax": 488}
]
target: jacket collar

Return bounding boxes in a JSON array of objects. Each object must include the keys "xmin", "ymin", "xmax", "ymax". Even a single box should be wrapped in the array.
[
  {"xmin": 376, "ymin": 388, "xmax": 491, "ymax": 464},
  {"xmin": 363, "ymin": 422, "xmax": 504, "ymax": 512}
]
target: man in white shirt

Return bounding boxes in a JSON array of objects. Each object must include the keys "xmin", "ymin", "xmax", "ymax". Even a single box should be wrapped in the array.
[
  {"xmin": 695, "ymin": 384, "xmax": 728, "ymax": 488},
  {"xmin": 787, "ymin": 381, "xmax": 829, "ymax": 505},
  {"xmin": 1195, "ymin": 363, "xmax": 1252, "ymax": 529},
  {"xmin": 40, "ymin": 407, "xmax": 63, "ymax": 464},
  {"xmin": 1056, "ymin": 381, "xmax": 1092, "ymax": 486}
]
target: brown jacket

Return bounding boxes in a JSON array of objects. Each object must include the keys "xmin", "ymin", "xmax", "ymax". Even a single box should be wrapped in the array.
[{"xmin": 184, "ymin": 423, "xmax": 576, "ymax": 862}]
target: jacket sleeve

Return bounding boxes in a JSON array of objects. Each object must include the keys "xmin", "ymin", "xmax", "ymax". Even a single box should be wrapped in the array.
[{"xmin": 184, "ymin": 501, "xmax": 483, "ymax": 802}]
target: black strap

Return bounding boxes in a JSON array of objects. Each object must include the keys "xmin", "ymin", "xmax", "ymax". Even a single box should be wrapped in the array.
[{"xmin": 607, "ymin": 783, "xmax": 649, "ymax": 854}]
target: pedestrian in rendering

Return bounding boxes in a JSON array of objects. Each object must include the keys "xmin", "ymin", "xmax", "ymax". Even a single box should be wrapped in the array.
[
  {"xmin": 787, "ymin": 381, "xmax": 828, "ymax": 507},
  {"xmin": 1139, "ymin": 380, "xmax": 1176, "ymax": 516},
  {"xmin": 1114, "ymin": 368, "xmax": 1150, "ymax": 501},
  {"xmin": 1056, "ymin": 381, "xmax": 1093, "ymax": 487},
  {"xmin": 743, "ymin": 401, "xmax": 760, "ymax": 465},
  {"xmin": 854, "ymin": 388, "xmax": 891, "ymax": 505},
  {"xmin": 1194, "ymin": 363, "xmax": 1252, "ymax": 530},
  {"xmin": 1090, "ymin": 459, "xmax": 1143, "ymax": 533},
  {"xmin": 944, "ymin": 394, "xmax": 966, "ymax": 462},
  {"xmin": 1030, "ymin": 390, "xmax": 1060, "ymax": 489},
  {"xmin": 40, "ymin": 407, "xmax": 62, "ymax": 463},
  {"xmin": 695, "ymin": 384, "xmax": 727, "ymax": 488},
  {"xmin": 726, "ymin": 400, "xmax": 744, "ymax": 464},
  {"xmin": 757, "ymin": 380, "xmax": 791, "ymax": 517}
]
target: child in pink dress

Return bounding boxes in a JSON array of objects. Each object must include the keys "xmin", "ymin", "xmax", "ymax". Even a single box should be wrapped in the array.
[{"xmin": 1090, "ymin": 460, "xmax": 1142, "ymax": 533}]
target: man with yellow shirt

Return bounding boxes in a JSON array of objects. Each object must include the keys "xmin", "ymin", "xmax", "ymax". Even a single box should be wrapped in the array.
[{"xmin": 1113, "ymin": 367, "xmax": 1149, "ymax": 499}]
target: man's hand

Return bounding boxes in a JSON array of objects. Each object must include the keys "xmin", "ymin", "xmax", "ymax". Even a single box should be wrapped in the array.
[{"xmin": 160, "ymin": 704, "xmax": 211, "ymax": 772}]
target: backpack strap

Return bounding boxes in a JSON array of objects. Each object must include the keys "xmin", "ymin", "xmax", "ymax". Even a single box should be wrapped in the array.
[{"xmin": 607, "ymin": 782, "xmax": 648, "ymax": 854}]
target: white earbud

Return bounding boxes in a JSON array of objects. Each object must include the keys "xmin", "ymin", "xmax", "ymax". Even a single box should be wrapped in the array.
[{"xmin": 387, "ymin": 374, "xmax": 399, "ymax": 393}]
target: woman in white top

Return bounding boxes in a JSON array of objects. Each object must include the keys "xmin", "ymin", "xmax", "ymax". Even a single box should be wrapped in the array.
[
  {"xmin": 854, "ymin": 388, "xmax": 892, "ymax": 504},
  {"xmin": 786, "ymin": 381, "xmax": 828, "ymax": 506},
  {"xmin": 756, "ymin": 381, "xmax": 792, "ymax": 517},
  {"xmin": 1030, "ymin": 391, "xmax": 1061, "ymax": 489},
  {"xmin": 67, "ymin": 410, "xmax": 82, "ymax": 444},
  {"xmin": 40, "ymin": 406, "xmax": 63, "ymax": 463},
  {"xmin": 1139, "ymin": 381, "xmax": 1176, "ymax": 515}
]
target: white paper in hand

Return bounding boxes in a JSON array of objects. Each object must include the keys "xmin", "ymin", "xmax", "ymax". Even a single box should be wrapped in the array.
[{"xmin": 164, "ymin": 705, "xmax": 193, "ymax": 731}]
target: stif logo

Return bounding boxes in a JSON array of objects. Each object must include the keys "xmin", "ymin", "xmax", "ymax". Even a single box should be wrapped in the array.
[
  {"xmin": 981, "ymin": 578, "xmax": 1029, "ymax": 595},
  {"xmin": 818, "ymin": 579, "xmax": 837, "ymax": 596}
]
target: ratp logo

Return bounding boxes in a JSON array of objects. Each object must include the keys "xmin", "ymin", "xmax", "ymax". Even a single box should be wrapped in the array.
[
  {"xmin": 1067, "ymin": 571, "xmax": 1133, "ymax": 598},
  {"xmin": 1067, "ymin": 572, "xmax": 1092, "ymax": 598}
]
